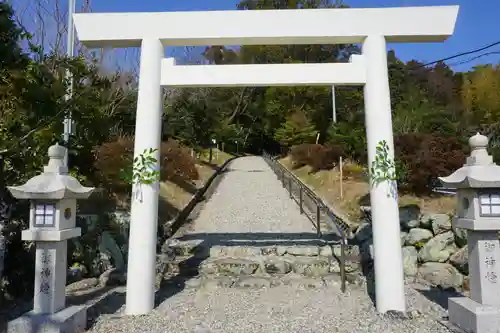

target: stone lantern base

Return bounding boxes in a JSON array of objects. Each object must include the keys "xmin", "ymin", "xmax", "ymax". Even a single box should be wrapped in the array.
[
  {"xmin": 449, "ymin": 297, "xmax": 500, "ymax": 333},
  {"xmin": 7, "ymin": 305, "xmax": 86, "ymax": 333}
]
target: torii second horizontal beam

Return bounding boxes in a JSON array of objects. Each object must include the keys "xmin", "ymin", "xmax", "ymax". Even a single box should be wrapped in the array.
[{"xmin": 160, "ymin": 58, "xmax": 366, "ymax": 87}]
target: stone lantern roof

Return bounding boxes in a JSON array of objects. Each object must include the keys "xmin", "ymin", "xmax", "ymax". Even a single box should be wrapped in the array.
[
  {"xmin": 7, "ymin": 143, "xmax": 94, "ymax": 200},
  {"xmin": 439, "ymin": 133, "xmax": 500, "ymax": 189}
]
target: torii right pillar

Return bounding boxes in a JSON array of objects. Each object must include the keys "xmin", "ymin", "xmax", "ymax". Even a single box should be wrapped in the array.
[{"xmin": 363, "ymin": 35, "xmax": 406, "ymax": 313}]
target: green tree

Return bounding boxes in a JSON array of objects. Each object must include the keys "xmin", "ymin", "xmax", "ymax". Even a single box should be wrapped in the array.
[{"xmin": 274, "ymin": 110, "xmax": 317, "ymax": 148}]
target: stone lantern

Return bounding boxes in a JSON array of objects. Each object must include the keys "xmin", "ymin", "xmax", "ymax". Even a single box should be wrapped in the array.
[
  {"xmin": 439, "ymin": 133, "xmax": 500, "ymax": 333},
  {"xmin": 7, "ymin": 143, "xmax": 94, "ymax": 333}
]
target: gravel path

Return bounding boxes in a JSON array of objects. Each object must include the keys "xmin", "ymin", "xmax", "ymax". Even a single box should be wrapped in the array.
[
  {"xmin": 85, "ymin": 156, "xmax": 453, "ymax": 333},
  {"xmin": 188, "ymin": 156, "xmax": 316, "ymax": 235},
  {"xmin": 87, "ymin": 280, "xmax": 451, "ymax": 333}
]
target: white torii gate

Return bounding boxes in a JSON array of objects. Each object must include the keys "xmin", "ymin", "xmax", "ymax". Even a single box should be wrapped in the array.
[{"xmin": 73, "ymin": 5, "xmax": 459, "ymax": 316}]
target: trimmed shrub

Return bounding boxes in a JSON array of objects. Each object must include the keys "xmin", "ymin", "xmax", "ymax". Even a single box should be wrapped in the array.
[
  {"xmin": 289, "ymin": 143, "xmax": 321, "ymax": 169},
  {"xmin": 94, "ymin": 137, "xmax": 199, "ymax": 198},
  {"xmin": 289, "ymin": 143, "xmax": 344, "ymax": 172},
  {"xmin": 342, "ymin": 162, "xmax": 367, "ymax": 181},
  {"xmin": 394, "ymin": 134, "xmax": 466, "ymax": 195}
]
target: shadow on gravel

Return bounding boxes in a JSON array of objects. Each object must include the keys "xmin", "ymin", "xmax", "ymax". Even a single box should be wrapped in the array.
[
  {"xmin": 155, "ymin": 276, "xmax": 190, "ymax": 307},
  {"xmin": 86, "ymin": 290, "xmax": 126, "ymax": 328},
  {"xmin": 177, "ymin": 232, "xmax": 337, "ymax": 247},
  {"xmin": 360, "ymin": 260, "xmax": 376, "ymax": 306},
  {"xmin": 417, "ymin": 286, "xmax": 463, "ymax": 309}
]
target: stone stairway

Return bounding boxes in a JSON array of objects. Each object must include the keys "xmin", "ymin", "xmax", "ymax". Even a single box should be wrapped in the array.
[{"xmin": 158, "ymin": 236, "xmax": 360, "ymax": 290}]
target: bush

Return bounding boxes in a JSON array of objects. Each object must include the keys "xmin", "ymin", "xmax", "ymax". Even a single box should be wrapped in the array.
[
  {"xmin": 394, "ymin": 134, "xmax": 467, "ymax": 195},
  {"xmin": 342, "ymin": 162, "xmax": 367, "ymax": 181},
  {"xmin": 94, "ymin": 137, "xmax": 199, "ymax": 199},
  {"xmin": 289, "ymin": 143, "xmax": 343, "ymax": 172},
  {"xmin": 289, "ymin": 143, "xmax": 321, "ymax": 169}
]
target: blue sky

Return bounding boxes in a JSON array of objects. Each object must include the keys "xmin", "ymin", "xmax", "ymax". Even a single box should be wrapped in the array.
[
  {"xmin": 90, "ymin": 0, "xmax": 500, "ymax": 71},
  {"xmin": 13, "ymin": 0, "xmax": 500, "ymax": 71}
]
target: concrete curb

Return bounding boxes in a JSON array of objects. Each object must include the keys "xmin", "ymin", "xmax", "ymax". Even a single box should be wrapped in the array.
[{"xmin": 164, "ymin": 155, "xmax": 239, "ymax": 239}]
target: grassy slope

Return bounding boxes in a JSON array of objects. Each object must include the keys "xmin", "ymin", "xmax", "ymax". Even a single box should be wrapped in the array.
[
  {"xmin": 159, "ymin": 149, "xmax": 233, "ymax": 215},
  {"xmin": 279, "ymin": 156, "xmax": 456, "ymax": 225}
]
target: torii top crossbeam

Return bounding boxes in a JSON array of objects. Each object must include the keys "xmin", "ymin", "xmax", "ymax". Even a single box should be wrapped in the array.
[
  {"xmin": 74, "ymin": 6, "xmax": 459, "ymax": 48},
  {"xmin": 70, "ymin": 5, "xmax": 460, "ymax": 318}
]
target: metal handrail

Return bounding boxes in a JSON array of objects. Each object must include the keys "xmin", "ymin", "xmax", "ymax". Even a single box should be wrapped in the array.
[{"xmin": 262, "ymin": 152, "xmax": 355, "ymax": 292}]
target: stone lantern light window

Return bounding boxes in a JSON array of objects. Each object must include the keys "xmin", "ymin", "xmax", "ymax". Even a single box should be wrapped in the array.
[
  {"xmin": 479, "ymin": 191, "xmax": 500, "ymax": 217},
  {"xmin": 34, "ymin": 203, "xmax": 56, "ymax": 227}
]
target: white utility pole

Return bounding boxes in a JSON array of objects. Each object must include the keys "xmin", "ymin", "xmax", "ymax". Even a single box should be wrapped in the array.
[
  {"xmin": 63, "ymin": 0, "xmax": 76, "ymax": 166},
  {"xmin": 332, "ymin": 85, "xmax": 337, "ymax": 123}
]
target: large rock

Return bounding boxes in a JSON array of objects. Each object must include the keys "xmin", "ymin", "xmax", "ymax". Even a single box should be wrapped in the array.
[
  {"xmin": 264, "ymin": 257, "xmax": 293, "ymax": 274},
  {"xmin": 332, "ymin": 244, "xmax": 360, "ymax": 258},
  {"xmin": 331, "ymin": 244, "xmax": 361, "ymax": 273},
  {"xmin": 430, "ymin": 214, "xmax": 452, "ymax": 235},
  {"xmin": 419, "ymin": 262, "xmax": 464, "ymax": 289},
  {"xmin": 210, "ymin": 245, "xmax": 261, "ymax": 257},
  {"xmin": 419, "ymin": 214, "xmax": 433, "ymax": 230},
  {"xmin": 399, "ymin": 204, "xmax": 421, "ymax": 230},
  {"xmin": 453, "ymin": 226, "xmax": 468, "ymax": 247},
  {"xmin": 292, "ymin": 257, "xmax": 330, "ymax": 277},
  {"xmin": 66, "ymin": 277, "xmax": 99, "ymax": 295},
  {"xmin": 449, "ymin": 246, "xmax": 469, "ymax": 275},
  {"xmin": 400, "ymin": 231, "xmax": 408, "ymax": 245},
  {"xmin": 285, "ymin": 246, "xmax": 320, "ymax": 256},
  {"xmin": 354, "ymin": 222, "xmax": 372, "ymax": 243},
  {"xmin": 406, "ymin": 228, "xmax": 434, "ymax": 247},
  {"xmin": 402, "ymin": 246, "xmax": 418, "ymax": 276},
  {"xmin": 319, "ymin": 245, "xmax": 333, "ymax": 257},
  {"xmin": 418, "ymin": 231, "xmax": 458, "ymax": 263},
  {"xmin": 99, "ymin": 268, "xmax": 127, "ymax": 286},
  {"xmin": 202, "ymin": 258, "xmax": 260, "ymax": 275},
  {"xmin": 360, "ymin": 238, "xmax": 374, "ymax": 262}
]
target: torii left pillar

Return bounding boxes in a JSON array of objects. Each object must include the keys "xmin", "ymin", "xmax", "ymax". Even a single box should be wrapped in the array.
[
  {"xmin": 363, "ymin": 35, "xmax": 406, "ymax": 313},
  {"xmin": 125, "ymin": 38, "xmax": 164, "ymax": 315}
]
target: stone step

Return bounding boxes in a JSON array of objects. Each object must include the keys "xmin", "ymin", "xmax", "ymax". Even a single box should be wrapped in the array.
[
  {"xmin": 199, "ymin": 255, "xmax": 333, "ymax": 277},
  {"xmin": 162, "ymin": 255, "xmax": 338, "ymax": 277},
  {"xmin": 159, "ymin": 244, "xmax": 362, "ymax": 277},
  {"xmin": 166, "ymin": 240, "xmax": 340, "ymax": 258},
  {"xmin": 181, "ymin": 272, "xmax": 358, "ymax": 290}
]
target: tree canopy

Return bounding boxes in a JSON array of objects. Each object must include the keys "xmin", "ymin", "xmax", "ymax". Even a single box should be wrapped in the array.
[{"xmin": 1, "ymin": 0, "xmax": 500, "ymax": 301}]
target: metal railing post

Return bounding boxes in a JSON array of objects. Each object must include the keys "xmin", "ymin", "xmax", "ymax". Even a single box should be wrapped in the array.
[
  {"xmin": 299, "ymin": 187, "xmax": 303, "ymax": 214},
  {"xmin": 268, "ymin": 158, "xmax": 353, "ymax": 296},
  {"xmin": 316, "ymin": 205, "xmax": 321, "ymax": 236},
  {"xmin": 340, "ymin": 235, "xmax": 347, "ymax": 293}
]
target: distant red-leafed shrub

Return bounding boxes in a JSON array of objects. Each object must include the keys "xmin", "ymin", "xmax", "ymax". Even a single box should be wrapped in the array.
[
  {"xmin": 394, "ymin": 133, "xmax": 467, "ymax": 195},
  {"xmin": 94, "ymin": 137, "xmax": 199, "ymax": 196},
  {"xmin": 290, "ymin": 143, "xmax": 344, "ymax": 172}
]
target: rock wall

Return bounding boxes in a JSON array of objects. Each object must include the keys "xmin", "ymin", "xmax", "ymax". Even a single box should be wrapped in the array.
[{"xmin": 354, "ymin": 205, "xmax": 469, "ymax": 291}]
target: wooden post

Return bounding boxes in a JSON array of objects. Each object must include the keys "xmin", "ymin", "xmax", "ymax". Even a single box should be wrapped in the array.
[{"xmin": 339, "ymin": 156, "xmax": 343, "ymax": 199}]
